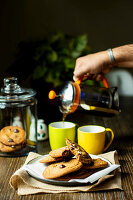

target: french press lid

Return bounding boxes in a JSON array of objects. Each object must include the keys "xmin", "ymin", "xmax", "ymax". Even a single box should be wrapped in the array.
[{"xmin": 0, "ymin": 77, "xmax": 36, "ymax": 102}]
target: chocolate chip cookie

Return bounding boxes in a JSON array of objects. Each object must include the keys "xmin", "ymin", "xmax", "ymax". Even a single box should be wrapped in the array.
[
  {"xmin": 39, "ymin": 155, "xmax": 65, "ymax": 163},
  {"xmin": 0, "ymin": 126, "xmax": 26, "ymax": 146},
  {"xmin": 49, "ymin": 146, "xmax": 72, "ymax": 158},
  {"xmin": 43, "ymin": 158, "xmax": 83, "ymax": 179},
  {"xmin": 83, "ymin": 158, "xmax": 108, "ymax": 169},
  {"xmin": 55, "ymin": 167, "xmax": 94, "ymax": 181},
  {"xmin": 0, "ymin": 141, "xmax": 24, "ymax": 152},
  {"xmin": 65, "ymin": 138, "xmax": 92, "ymax": 164}
]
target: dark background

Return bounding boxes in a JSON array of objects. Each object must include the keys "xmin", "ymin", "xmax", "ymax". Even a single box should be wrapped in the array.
[
  {"xmin": 0, "ymin": 0, "xmax": 133, "ymax": 79},
  {"xmin": 0, "ymin": 0, "xmax": 133, "ymax": 122}
]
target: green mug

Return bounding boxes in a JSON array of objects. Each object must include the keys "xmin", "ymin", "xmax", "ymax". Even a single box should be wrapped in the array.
[{"xmin": 49, "ymin": 121, "xmax": 76, "ymax": 150}]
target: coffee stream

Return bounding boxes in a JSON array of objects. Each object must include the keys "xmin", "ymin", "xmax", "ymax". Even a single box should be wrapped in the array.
[
  {"xmin": 62, "ymin": 102, "xmax": 79, "ymax": 127},
  {"xmin": 62, "ymin": 113, "xmax": 67, "ymax": 127}
]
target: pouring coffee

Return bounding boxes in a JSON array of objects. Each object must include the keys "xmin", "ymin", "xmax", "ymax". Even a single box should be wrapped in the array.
[{"xmin": 48, "ymin": 77, "xmax": 120, "ymax": 116}]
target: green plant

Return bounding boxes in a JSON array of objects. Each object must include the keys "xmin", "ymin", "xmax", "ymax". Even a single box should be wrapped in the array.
[
  {"xmin": 32, "ymin": 32, "xmax": 92, "ymax": 87},
  {"xmin": 8, "ymin": 32, "xmax": 92, "ymax": 87}
]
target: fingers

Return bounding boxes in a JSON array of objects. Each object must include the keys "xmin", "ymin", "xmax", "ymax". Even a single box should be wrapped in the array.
[
  {"xmin": 95, "ymin": 74, "xmax": 103, "ymax": 81},
  {"xmin": 73, "ymin": 73, "xmax": 103, "ymax": 82},
  {"xmin": 73, "ymin": 50, "xmax": 111, "ymax": 82},
  {"xmin": 73, "ymin": 57, "xmax": 90, "ymax": 81}
]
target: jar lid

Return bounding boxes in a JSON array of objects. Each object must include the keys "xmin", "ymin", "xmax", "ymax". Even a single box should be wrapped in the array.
[{"xmin": 0, "ymin": 77, "xmax": 36, "ymax": 102}]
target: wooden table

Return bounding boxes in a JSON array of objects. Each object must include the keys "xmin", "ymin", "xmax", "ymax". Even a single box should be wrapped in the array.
[{"xmin": 0, "ymin": 97, "xmax": 133, "ymax": 200}]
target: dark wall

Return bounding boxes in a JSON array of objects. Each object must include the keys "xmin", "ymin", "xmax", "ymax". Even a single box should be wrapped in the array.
[{"xmin": 0, "ymin": 0, "xmax": 133, "ymax": 83}]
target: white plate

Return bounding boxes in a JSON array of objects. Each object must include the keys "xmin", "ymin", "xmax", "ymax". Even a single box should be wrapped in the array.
[{"xmin": 24, "ymin": 154, "xmax": 120, "ymax": 186}]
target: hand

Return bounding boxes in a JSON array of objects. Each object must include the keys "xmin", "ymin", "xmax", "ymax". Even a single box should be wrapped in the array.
[{"xmin": 73, "ymin": 50, "xmax": 113, "ymax": 81}]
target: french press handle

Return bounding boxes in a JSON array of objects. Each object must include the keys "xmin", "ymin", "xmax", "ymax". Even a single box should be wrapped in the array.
[{"xmin": 75, "ymin": 76, "xmax": 109, "ymax": 88}]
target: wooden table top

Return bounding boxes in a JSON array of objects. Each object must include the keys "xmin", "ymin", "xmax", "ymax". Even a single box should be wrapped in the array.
[{"xmin": 0, "ymin": 97, "xmax": 133, "ymax": 200}]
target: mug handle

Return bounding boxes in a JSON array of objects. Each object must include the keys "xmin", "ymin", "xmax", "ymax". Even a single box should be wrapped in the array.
[{"xmin": 103, "ymin": 128, "xmax": 114, "ymax": 152}]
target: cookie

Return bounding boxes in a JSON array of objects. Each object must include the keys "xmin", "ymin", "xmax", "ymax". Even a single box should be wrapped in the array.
[
  {"xmin": 49, "ymin": 146, "xmax": 72, "ymax": 158},
  {"xmin": 0, "ymin": 141, "xmax": 24, "ymax": 152},
  {"xmin": 83, "ymin": 158, "xmax": 109, "ymax": 170},
  {"xmin": 0, "ymin": 126, "xmax": 26, "ymax": 146},
  {"xmin": 65, "ymin": 138, "xmax": 92, "ymax": 164},
  {"xmin": 42, "ymin": 158, "xmax": 83, "ymax": 179},
  {"xmin": 39, "ymin": 155, "xmax": 65, "ymax": 163},
  {"xmin": 56, "ymin": 168, "xmax": 94, "ymax": 181}
]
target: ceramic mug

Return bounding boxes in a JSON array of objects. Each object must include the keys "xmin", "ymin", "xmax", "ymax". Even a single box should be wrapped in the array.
[
  {"xmin": 49, "ymin": 121, "xmax": 76, "ymax": 150},
  {"xmin": 78, "ymin": 125, "xmax": 114, "ymax": 155}
]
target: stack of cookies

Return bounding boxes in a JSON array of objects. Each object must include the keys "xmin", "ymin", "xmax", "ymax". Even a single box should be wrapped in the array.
[
  {"xmin": 0, "ymin": 126, "xmax": 26, "ymax": 153},
  {"xmin": 40, "ymin": 138, "xmax": 108, "ymax": 180}
]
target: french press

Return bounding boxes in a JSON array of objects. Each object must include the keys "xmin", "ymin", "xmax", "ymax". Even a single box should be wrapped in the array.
[{"xmin": 48, "ymin": 78, "xmax": 120, "ymax": 115}]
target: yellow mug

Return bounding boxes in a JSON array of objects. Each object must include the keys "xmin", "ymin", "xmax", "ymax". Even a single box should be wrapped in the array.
[
  {"xmin": 78, "ymin": 125, "xmax": 114, "ymax": 155},
  {"xmin": 49, "ymin": 121, "xmax": 76, "ymax": 150}
]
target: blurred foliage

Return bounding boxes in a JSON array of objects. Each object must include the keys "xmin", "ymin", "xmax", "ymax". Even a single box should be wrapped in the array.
[{"xmin": 8, "ymin": 32, "xmax": 94, "ymax": 87}]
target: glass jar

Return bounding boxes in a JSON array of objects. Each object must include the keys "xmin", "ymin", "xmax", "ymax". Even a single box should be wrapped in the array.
[{"xmin": 0, "ymin": 77, "xmax": 37, "ymax": 156}]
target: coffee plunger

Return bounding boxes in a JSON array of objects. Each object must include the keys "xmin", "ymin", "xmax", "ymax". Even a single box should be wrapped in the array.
[{"xmin": 48, "ymin": 77, "xmax": 120, "ymax": 115}]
